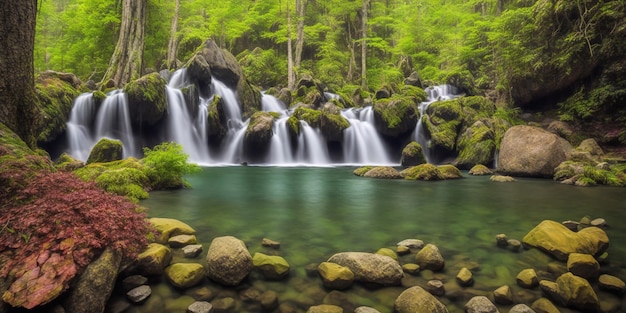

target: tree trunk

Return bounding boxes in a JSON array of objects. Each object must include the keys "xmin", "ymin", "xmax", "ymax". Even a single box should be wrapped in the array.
[
  {"xmin": 361, "ymin": 0, "xmax": 368, "ymax": 90},
  {"xmin": 166, "ymin": 0, "xmax": 180, "ymax": 70},
  {"xmin": 287, "ymin": 0, "xmax": 295, "ymax": 90},
  {"xmin": 294, "ymin": 0, "xmax": 306, "ymax": 68},
  {"xmin": 0, "ymin": 0, "xmax": 39, "ymax": 147},
  {"xmin": 100, "ymin": 0, "xmax": 147, "ymax": 87}
]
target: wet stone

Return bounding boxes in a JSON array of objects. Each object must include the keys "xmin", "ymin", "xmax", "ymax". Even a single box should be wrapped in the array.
[
  {"xmin": 182, "ymin": 244, "xmax": 203, "ymax": 258},
  {"xmin": 496, "ymin": 234, "xmax": 508, "ymax": 247},
  {"xmin": 590, "ymin": 218, "xmax": 607, "ymax": 229},
  {"xmin": 507, "ymin": 239, "xmax": 522, "ymax": 252},
  {"xmin": 127, "ymin": 285, "xmax": 151, "ymax": 303},
  {"xmin": 187, "ymin": 301, "xmax": 213, "ymax": 313},
  {"xmin": 122, "ymin": 275, "xmax": 148, "ymax": 292},
  {"xmin": 598, "ymin": 274, "xmax": 626, "ymax": 294},
  {"xmin": 562, "ymin": 220, "xmax": 579, "ymax": 232},
  {"xmin": 262, "ymin": 238, "xmax": 281, "ymax": 249},
  {"xmin": 426, "ymin": 279, "xmax": 445, "ymax": 296}
]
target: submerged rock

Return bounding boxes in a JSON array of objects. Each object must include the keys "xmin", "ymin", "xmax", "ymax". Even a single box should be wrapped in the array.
[
  {"xmin": 327, "ymin": 252, "xmax": 403, "ymax": 286},
  {"xmin": 149, "ymin": 217, "xmax": 197, "ymax": 243},
  {"xmin": 598, "ymin": 274, "xmax": 626, "ymax": 294},
  {"xmin": 401, "ymin": 164, "xmax": 444, "ymax": 181},
  {"xmin": 206, "ymin": 236, "xmax": 253, "ymax": 286},
  {"xmin": 127, "ymin": 285, "xmax": 151, "ymax": 303},
  {"xmin": 165, "ymin": 263, "xmax": 206, "ymax": 289},
  {"xmin": 522, "ymin": 220, "xmax": 609, "ymax": 261},
  {"xmin": 464, "ymin": 296, "xmax": 499, "ymax": 313},
  {"xmin": 252, "ymin": 252, "xmax": 290, "ymax": 280},
  {"xmin": 415, "ymin": 244, "xmax": 445, "ymax": 271},
  {"xmin": 137, "ymin": 243, "xmax": 172, "ymax": 276},
  {"xmin": 469, "ymin": 164, "xmax": 493, "ymax": 175},
  {"xmin": 394, "ymin": 286, "xmax": 449, "ymax": 313},
  {"xmin": 318, "ymin": 262, "xmax": 354, "ymax": 290}
]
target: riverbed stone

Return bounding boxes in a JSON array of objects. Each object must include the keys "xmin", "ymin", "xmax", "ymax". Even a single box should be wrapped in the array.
[
  {"xmin": 598, "ymin": 274, "xmax": 626, "ymax": 294},
  {"xmin": 402, "ymin": 263, "xmax": 420, "ymax": 274},
  {"xmin": 375, "ymin": 248, "xmax": 397, "ymax": 260},
  {"xmin": 260, "ymin": 290, "xmax": 279, "ymax": 311},
  {"xmin": 509, "ymin": 304, "xmax": 536, "ymax": 313},
  {"xmin": 149, "ymin": 217, "xmax": 196, "ymax": 243},
  {"xmin": 127, "ymin": 285, "xmax": 151, "ymax": 303},
  {"xmin": 464, "ymin": 296, "xmax": 499, "ymax": 313},
  {"xmin": 495, "ymin": 234, "xmax": 508, "ymax": 247},
  {"xmin": 327, "ymin": 252, "xmax": 403, "ymax": 286},
  {"xmin": 137, "ymin": 243, "xmax": 172, "ymax": 276},
  {"xmin": 394, "ymin": 286, "xmax": 449, "ymax": 313},
  {"xmin": 552, "ymin": 272, "xmax": 600, "ymax": 311},
  {"xmin": 182, "ymin": 244, "xmax": 203, "ymax": 258},
  {"xmin": 469, "ymin": 164, "xmax": 493, "ymax": 175},
  {"xmin": 122, "ymin": 275, "xmax": 148, "ymax": 292},
  {"xmin": 401, "ymin": 164, "xmax": 445, "ymax": 181},
  {"xmin": 522, "ymin": 220, "xmax": 609, "ymax": 261},
  {"xmin": 490, "ymin": 175, "xmax": 515, "ymax": 182},
  {"xmin": 206, "ymin": 236, "xmax": 253, "ymax": 286},
  {"xmin": 456, "ymin": 267, "xmax": 473, "ymax": 287},
  {"xmin": 252, "ymin": 252, "xmax": 290, "ymax": 280},
  {"xmin": 566, "ymin": 253, "xmax": 599, "ymax": 279},
  {"xmin": 590, "ymin": 218, "xmax": 607, "ymax": 228},
  {"xmin": 516, "ymin": 269, "xmax": 538, "ymax": 288},
  {"xmin": 426, "ymin": 280, "xmax": 445, "ymax": 296},
  {"xmin": 187, "ymin": 301, "xmax": 213, "ymax": 313},
  {"xmin": 415, "ymin": 244, "xmax": 445, "ymax": 271},
  {"xmin": 262, "ymin": 238, "xmax": 281, "ymax": 249},
  {"xmin": 211, "ymin": 297, "xmax": 235, "ymax": 312},
  {"xmin": 397, "ymin": 239, "xmax": 425, "ymax": 249},
  {"xmin": 508, "ymin": 239, "xmax": 522, "ymax": 252},
  {"xmin": 169, "ymin": 234, "xmax": 198, "ymax": 248},
  {"xmin": 306, "ymin": 304, "xmax": 343, "ymax": 313},
  {"xmin": 363, "ymin": 166, "xmax": 403, "ymax": 179},
  {"xmin": 165, "ymin": 263, "xmax": 206, "ymax": 289},
  {"xmin": 531, "ymin": 298, "xmax": 559, "ymax": 313},
  {"xmin": 396, "ymin": 245, "xmax": 410, "ymax": 255},
  {"xmin": 318, "ymin": 262, "xmax": 354, "ymax": 290},
  {"xmin": 355, "ymin": 306, "xmax": 381, "ymax": 313},
  {"xmin": 493, "ymin": 285, "xmax": 513, "ymax": 305}
]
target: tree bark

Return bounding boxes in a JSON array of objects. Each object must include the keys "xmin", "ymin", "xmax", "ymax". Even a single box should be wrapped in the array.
[
  {"xmin": 294, "ymin": 0, "xmax": 306, "ymax": 68},
  {"xmin": 0, "ymin": 0, "xmax": 39, "ymax": 147},
  {"xmin": 100, "ymin": 0, "xmax": 147, "ymax": 87},
  {"xmin": 361, "ymin": 0, "xmax": 368, "ymax": 90},
  {"xmin": 287, "ymin": 0, "xmax": 295, "ymax": 90},
  {"xmin": 166, "ymin": 0, "xmax": 180, "ymax": 70}
]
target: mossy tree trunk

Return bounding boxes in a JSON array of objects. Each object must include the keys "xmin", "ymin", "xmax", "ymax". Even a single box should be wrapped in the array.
[
  {"xmin": 100, "ymin": 0, "xmax": 147, "ymax": 87},
  {"xmin": 0, "ymin": 0, "xmax": 39, "ymax": 148},
  {"xmin": 166, "ymin": 0, "xmax": 180, "ymax": 70}
]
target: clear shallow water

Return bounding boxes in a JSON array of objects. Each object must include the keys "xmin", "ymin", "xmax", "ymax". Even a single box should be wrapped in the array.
[{"xmin": 131, "ymin": 167, "xmax": 626, "ymax": 313}]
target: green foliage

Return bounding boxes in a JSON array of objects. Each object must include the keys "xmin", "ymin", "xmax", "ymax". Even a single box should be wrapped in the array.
[
  {"xmin": 142, "ymin": 142, "xmax": 201, "ymax": 189},
  {"xmin": 238, "ymin": 48, "xmax": 287, "ymax": 89},
  {"xmin": 74, "ymin": 158, "xmax": 149, "ymax": 202},
  {"xmin": 293, "ymin": 106, "xmax": 322, "ymax": 127}
]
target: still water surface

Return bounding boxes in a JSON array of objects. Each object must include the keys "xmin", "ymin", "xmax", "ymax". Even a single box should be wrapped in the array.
[{"xmin": 134, "ymin": 167, "xmax": 626, "ymax": 312}]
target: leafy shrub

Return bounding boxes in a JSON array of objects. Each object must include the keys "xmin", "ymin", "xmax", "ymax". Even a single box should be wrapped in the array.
[
  {"xmin": 74, "ymin": 158, "xmax": 150, "ymax": 202},
  {"xmin": 142, "ymin": 142, "xmax": 201, "ymax": 189}
]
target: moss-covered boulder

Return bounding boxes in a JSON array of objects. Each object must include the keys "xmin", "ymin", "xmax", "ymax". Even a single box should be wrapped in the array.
[
  {"xmin": 394, "ymin": 286, "xmax": 449, "ymax": 313},
  {"xmin": 547, "ymin": 272, "xmax": 600, "ymax": 312},
  {"xmin": 286, "ymin": 115, "xmax": 301, "ymax": 144},
  {"xmin": 124, "ymin": 72, "xmax": 168, "ymax": 127},
  {"xmin": 252, "ymin": 253, "xmax": 290, "ymax": 280},
  {"xmin": 73, "ymin": 157, "xmax": 149, "ymax": 203},
  {"xmin": 207, "ymin": 95, "xmax": 228, "ymax": 141},
  {"xmin": 318, "ymin": 262, "xmax": 354, "ymax": 290},
  {"xmin": 469, "ymin": 164, "xmax": 493, "ymax": 175},
  {"xmin": 401, "ymin": 142, "xmax": 426, "ymax": 167},
  {"xmin": 54, "ymin": 152, "xmax": 84, "ymax": 172},
  {"xmin": 363, "ymin": 166, "xmax": 402, "ymax": 179},
  {"xmin": 293, "ymin": 106, "xmax": 322, "ymax": 127},
  {"xmin": 353, "ymin": 166, "xmax": 374, "ymax": 176},
  {"xmin": 149, "ymin": 218, "xmax": 196, "ymax": 243},
  {"xmin": 566, "ymin": 253, "xmax": 599, "ymax": 280},
  {"xmin": 244, "ymin": 111, "xmax": 274, "ymax": 158},
  {"xmin": 373, "ymin": 96, "xmax": 418, "ymax": 137},
  {"xmin": 238, "ymin": 80, "xmax": 262, "ymax": 120},
  {"xmin": 522, "ymin": 220, "xmax": 609, "ymax": 261},
  {"xmin": 459, "ymin": 96, "xmax": 496, "ymax": 126},
  {"xmin": 137, "ymin": 243, "xmax": 173, "ymax": 276},
  {"xmin": 34, "ymin": 73, "xmax": 81, "ymax": 144},
  {"xmin": 164, "ymin": 263, "xmax": 206, "ymax": 289},
  {"xmin": 192, "ymin": 39, "xmax": 243, "ymax": 87},
  {"xmin": 437, "ymin": 164, "xmax": 463, "ymax": 179},
  {"xmin": 400, "ymin": 85, "xmax": 428, "ymax": 103},
  {"xmin": 86, "ymin": 138, "xmax": 123, "ymax": 164},
  {"xmin": 455, "ymin": 120, "xmax": 496, "ymax": 169},
  {"xmin": 422, "ymin": 99, "xmax": 462, "ymax": 155},
  {"xmin": 320, "ymin": 112, "xmax": 350, "ymax": 142},
  {"xmin": 401, "ymin": 164, "xmax": 444, "ymax": 181}
]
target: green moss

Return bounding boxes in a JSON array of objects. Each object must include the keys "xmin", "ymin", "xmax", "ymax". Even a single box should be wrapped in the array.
[
  {"xmin": 437, "ymin": 165, "xmax": 463, "ymax": 179},
  {"xmin": 54, "ymin": 152, "xmax": 84, "ymax": 172},
  {"xmin": 400, "ymin": 85, "xmax": 428, "ymax": 103},
  {"xmin": 95, "ymin": 167, "xmax": 149, "ymax": 203},
  {"xmin": 455, "ymin": 120, "xmax": 496, "ymax": 169},
  {"xmin": 401, "ymin": 164, "xmax": 444, "ymax": 181},
  {"xmin": 123, "ymin": 73, "xmax": 168, "ymax": 126},
  {"xmin": 373, "ymin": 96, "xmax": 418, "ymax": 136},
  {"xmin": 353, "ymin": 166, "xmax": 374, "ymax": 177},
  {"xmin": 86, "ymin": 138, "xmax": 123, "ymax": 164},
  {"xmin": 286, "ymin": 115, "xmax": 301, "ymax": 137},
  {"xmin": 238, "ymin": 80, "xmax": 262, "ymax": 120},
  {"xmin": 422, "ymin": 99, "xmax": 463, "ymax": 152},
  {"xmin": 293, "ymin": 106, "xmax": 322, "ymax": 127},
  {"xmin": 35, "ymin": 77, "xmax": 80, "ymax": 143},
  {"xmin": 401, "ymin": 142, "xmax": 426, "ymax": 167},
  {"xmin": 320, "ymin": 112, "xmax": 350, "ymax": 141},
  {"xmin": 460, "ymin": 96, "xmax": 496, "ymax": 126},
  {"xmin": 468, "ymin": 164, "xmax": 493, "ymax": 175}
]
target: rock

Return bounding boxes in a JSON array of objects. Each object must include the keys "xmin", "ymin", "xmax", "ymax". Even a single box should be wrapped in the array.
[
  {"xmin": 577, "ymin": 138, "xmax": 604, "ymax": 156},
  {"xmin": 375, "ymin": 248, "xmax": 398, "ymax": 260},
  {"xmin": 402, "ymin": 263, "xmax": 420, "ymax": 274},
  {"xmin": 186, "ymin": 54, "xmax": 213, "ymax": 97},
  {"xmin": 211, "ymin": 297, "xmax": 235, "ymax": 312},
  {"xmin": 566, "ymin": 253, "xmax": 599, "ymax": 279},
  {"xmin": 426, "ymin": 280, "xmax": 445, "ymax": 296},
  {"xmin": 415, "ymin": 244, "xmax": 445, "ymax": 271},
  {"xmin": 490, "ymin": 175, "xmax": 515, "ymax": 182},
  {"xmin": 455, "ymin": 120, "xmax": 496, "ymax": 169},
  {"xmin": 363, "ymin": 166, "xmax": 403, "ymax": 179},
  {"xmin": 127, "ymin": 285, "xmax": 151, "ymax": 303},
  {"xmin": 318, "ymin": 262, "xmax": 354, "ymax": 290},
  {"xmin": 404, "ymin": 71, "xmax": 422, "ymax": 87},
  {"xmin": 262, "ymin": 238, "xmax": 281, "ymax": 249},
  {"xmin": 54, "ymin": 152, "xmax": 84, "ymax": 172},
  {"xmin": 373, "ymin": 97, "xmax": 418, "ymax": 137},
  {"xmin": 122, "ymin": 275, "xmax": 148, "ymax": 292},
  {"xmin": 137, "ymin": 243, "xmax": 172, "ymax": 276},
  {"xmin": 522, "ymin": 220, "xmax": 609, "ymax": 261},
  {"xmin": 375, "ymin": 85, "xmax": 392, "ymax": 99},
  {"xmin": 396, "ymin": 246, "xmax": 410, "ymax": 255},
  {"xmin": 516, "ymin": 269, "xmax": 538, "ymax": 288},
  {"xmin": 306, "ymin": 304, "xmax": 343, "ymax": 313},
  {"xmin": 207, "ymin": 95, "xmax": 228, "ymax": 140},
  {"xmin": 464, "ymin": 296, "xmax": 499, "ymax": 313},
  {"xmin": 149, "ymin": 217, "xmax": 196, "ymax": 243},
  {"xmin": 394, "ymin": 286, "xmax": 449, "ymax": 313},
  {"xmin": 497, "ymin": 125, "xmax": 572, "ymax": 177},
  {"xmin": 86, "ymin": 138, "xmax": 123, "ymax": 164},
  {"xmin": 401, "ymin": 142, "xmax": 426, "ymax": 167},
  {"xmin": 553, "ymin": 272, "xmax": 600, "ymax": 311},
  {"xmin": 244, "ymin": 111, "xmax": 275, "ymax": 159},
  {"xmin": 508, "ymin": 239, "xmax": 522, "ymax": 252},
  {"xmin": 401, "ymin": 164, "xmax": 445, "ymax": 181},
  {"xmin": 206, "ymin": 236, "xmax": 253, "ymax": 286},
  {"xmin": 437, "ymin": 164, "xmax": 463, "ymax": 179},
  {"xmin": 252, "ymin": 252, "xmax": 290, "ymax": 280},
  {"xmin": 598, "ymin": 274, "xmax": 625, "ymax": 294},
  {"xmin": 124, "ymin": 72, "xmax": 168, "ymax": 126},
  {"xmin": 495, "ymin": 234, "xmax": 508, "ymax": 247},
  {"xmin": 187, "ymin": 301, "xmax": 213, "ymax": 313},
  {"xmin": 547, "ymin": 120, "xmax": 574, "ymax": 139},
  {"xmin": 493, "ymin": 285, "xmax": 513, "ymax": 305},
  {"xmin": 63, "ymin": 247, "xmax": 122, "ymax": 313},
  {"xmin": 562, "ymin": 220, "xmax": 579, "ymax": 231},
  {"xmin": 590, "ymin": 218, "xmax": 607, "ymax": 228},
  {"xmin": 353, "ymin": 166, "xmax": 374, "ymax": 177},
  {"xmin": 531, "ymin": 298, "xmax": 559, "ymax": 313},
  {"xmin": 456, "ymin": 267, "xmax": 473, "ymax": 287},
  {"xmin": 320, "ymin": 112, "xmax": 350, "ymax": 142},
  {"xmin": 422, "ymin": 99, "xmax": 462, "ymax": 155},
  {"xmin": 260, "ymin": 290, "xmax": 279, "ymax": 311},
  {"xmin": 469, "ymin": 164, "xmax": 493, "ymax": 175},
  {"xmin": 165, "ymin": 263, "xmax": 206, "ymax": 289},
  {"xmin": 192, "ymin": 39, "xmax": 243, "ymax": 87},
  {"xmin": 397, "ymin": 239, "xmax": 425, "ymax": 249},
  {"xmin": 355, "ymin": 306, "xmax": 381, "ymax": 313},
  {"xmin": 182, "ymin": 245, "xmax": 203, "ymax": 258},
  {"xmin": 508, "ymin": 304, "xmax": 536, "ymax": 313},
  {"xmin": 169, "ymin": 234, "xmax": 198, "ymax": 248},
  {"xmin": 327, "ymin": 252, "xmax": 403, "ymax": 286}
]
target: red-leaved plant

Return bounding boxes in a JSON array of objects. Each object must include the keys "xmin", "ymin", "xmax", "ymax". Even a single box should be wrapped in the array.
[{"xmin": 0, "ymin": 171, "xmax": 152, "ymax": 309}]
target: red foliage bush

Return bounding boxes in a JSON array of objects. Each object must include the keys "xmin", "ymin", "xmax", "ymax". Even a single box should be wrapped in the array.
[{"xmin": 0, "ymin": 171, "xmax": 152, "ymax": 308}]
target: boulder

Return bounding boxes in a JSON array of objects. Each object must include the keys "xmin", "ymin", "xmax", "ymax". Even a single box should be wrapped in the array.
[
  {"xmin": 397, "ymin": 239, "xmax": 424, "ymax": 250},
  {"xmin": 455, "ymin": 120, "xmax": 496, "ymax": 169},
  {"xmin": 149, "ymin": 217, "xmax": 196, "ymax": 243},
  {"xmin": 165, "ymin": 263, "xmax": 206, "ymax": 289},
  {"xmin": 121, "ymin": 275, "xmax": 148, "ymax": 292},
  {"xmin": 490, "ymin": 175, "xmax": 515, "ymax": 182},
  {"xmin": 401, "ymin": 164, "xmax": 444, "ymax": 181},
  {"xmin": 402, "ymin": 263, "xmax": 420, "ymax": 274},
  {"xmin": 124, "ymin": 72, "xmax": 168, "ymax": 126},
  {"xmin": 497, "ymin": 125, "xmax": 572, "ymax": 177},
  {"xmin": 404, "ymin": 71, "xmax": 422, "ymax": 87},
  {"xmin": 63, "ymin": 247, "xmax": 122, "ymax": 313},
  {"xmin": 261, "ymin": 238, "xmax": 281, "ymax": 249},
  {"xmin": 464, "ymin": 296, "xmax": 499, "ymax": 313},
  {"xmin": 456, "ymin": 267, "xmax": 473, "ymax": 287},
  {"xmin": 422, "ymin": 99, "xmax": 462, "ymax": 154},
  {"xmin": 522, "ymin": 220, "xmax": 609, "ymax": 261},
  {"xmin": 35, "ymin": 74, "xmax": 81, "ymax": 144},
  {"xmin": 317, "ymin": 262, "xmax": 354, "ymax": 290},
  {"xmin": 598, "ymin": 274, "xmax": 625, "ymax": 294},
  {"xmin": 437, "ymin": 165, "xmax": 463, "ymax": 179},
  {"xmin": 186, "ymin": 54, "xmax": 212, "ymax": 97},
  {"xmin": 319, "ymin": 112, "xmax": 350, "ymax": 142},
  {"xmin": 206, "ymin": 236, "xmax": 253, "ymax": 286},
  {"xmin": 373, "ymin": 97, "xmax": 418, "ymax": 137},
  {"xmin": 306, "ymin": 304, "xmax": 343, "ymax": 313},
  {"xmin": 493, "ymin": 285, "xmax": 513, "ymax": 305},
  {"xmin": 137, "ymin": 243, "xmax": 172, "ymax": 276},
  {"xmin": 469, "ymin": 164, "xmax": 493, "ymax": 175},
  {"xmin": 326, "ymin": 252, "xmax": 403, "ymax": 286},
  {"xmin": 401, "ymin": 142, "xmax": 426, "ymax": 167},
  {"xmin": 531, "ymin": 298, "xmax": 559, "ymax": 313},
  {"xmin": 192, "ymin": 39, "xmax": 243, "ymax": 87},
  {"xmin": 355, "ymin": 306, "xmax": 381, "ymax": 313},
  {"xmin": 86, "ymin": 138, "xmax": 123, "ymax": 164},
  {"xmin": 252, "ymin": 252, "xmax": 290, "ymax": 280},
  {"xmin": 552, "ymin": 272, "xmax": 600, "ymax": 311},
  {"xmin": 566, "ymin": 253, "xmax": 599, "ymax": 279},
  {"xmin": 508, "ymin": 304, "xmax": 536, "ymax": 313},
  {"xmin": 415, "ymin": 244, "xmax": 445, "ymax": 271},
  {"xmin": 169, "ymin": 234, "xmax": 198, "ymax": 248},
  {"xmin": 394, "ymin": 286, "xmax": 449, "ymax": 313},
  {"xmin": 363, "ymin": 166, "xmax": 402, "ymax": 179},
  {"xmin": 244, "ymin": 111, "xmax": 274, "ymax": 158},
  {"xmin": 516, "ymin": 269, "xmax": 538, "ymax": 288},
  {"xmin": 353, "ymin": 166, "xmax": 374, "ymax": 177},
  {"xmin": 260, "ymin": 290, "xmax": 279, "ymax": 311},
  {"xmin": 577, "ymin": 138, "xmax": 604, "ymax": 157},
  {"xmin": 375, "ymin": 248, "xmax": 397, "ymax": 260}
]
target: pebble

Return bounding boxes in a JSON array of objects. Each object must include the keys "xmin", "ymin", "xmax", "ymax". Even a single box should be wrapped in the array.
[{"xmin": 126, "ymin": 285, "xmax": 151, "ymax": 303}]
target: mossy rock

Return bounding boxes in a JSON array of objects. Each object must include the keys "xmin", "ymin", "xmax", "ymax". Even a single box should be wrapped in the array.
[
  {"xmin": 400, "ymin": 85, "xmax": 428, "ymax": 103},
  {"xmin": 207, "ymin": 95, "xmax": 228, "ymax": 141},
  {"xmin": 554, "ymin": 161, "xmax": 585, "ymax": 182},
  {"xmin": 54, "ymin": 152, "xmax": 84, "ymax": 172},
  {"xmin": 401, "ymin": 141, "xmax": 426, "ymax": 167},
  {"xmin": 292, "ymin": 78, "xmax": 326, "ymax": 108},
  {"xmin": 86, "ymin": 138, "xmax": 123, "ymax": 164},
  {"xmin": 124, "ymin": 73, "xmax": 168, "ymax": 127},
  {"xmin": 353, "ymin": 166, "xmax": 374, "ymax": 176},
  {"xmin": 437, "ymin": 164, "xmax": 463, "ymax": 179},
  {"xmin": 401, "ymin": 164, "xmax": 444, "ymax": 181},
  {"xmin": 244, "ymin": 111, "xmax": 274, "ymax": 159},
  {"xmin": 164, "ymin": 263, "xmax": 206, "ymax": 289},
  {"xmin": 73, "ymin": 157, "xmax": 149, "ymax": 202},
  {"xmin": 252, "ymin": 253, "xmax": 290, "ymax": 280},
  {"xmin": 238, "ymin": 79, "xmax": 262, "ymax": 120},
  {"xmin": 286, "ymin": 115, "xmax": 301, "ymax": 144},
  {"xmin": 35, "ymin": 75, "xmax": 81, "ymax": 144},
  {"xmin": 363, "ymin": 166, "xmax": 403, "ymax": 179},
  {"xmin": 373, "ymin": 96, "xmax": 418, "ymax": 137},
  {"xmin": 459, "ymin": 96, "xmax": 496, "ymax": 126},
  {"xmin": 137, "ymin": 243, "xmax": 172, "ymax": 276},
  {"xmin": 293, "ymin": 106, "xmax": 322, "ymax": 128},
  {"xmin": 468, "ymin": 164, "xmax": 493, "ymax": 175},
  {"xmin": 320, "ymin": 112, "xmax": 350, "ymax": 142},
  {"xmin": 455, "ymin": 120, "xmax": 496, "ymax": 169},
  {"xmin": 149, "ymin": 217, "xmax": 196, "ymax": 243},
  {"xmin": 422, "ymin": 99, "xmax": 463, "ymax": 154}
]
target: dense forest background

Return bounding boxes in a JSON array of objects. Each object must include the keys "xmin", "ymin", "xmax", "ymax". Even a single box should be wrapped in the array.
[{"xmin": 35, "ymin": 0, "xmax": 626, "ymax": 130}]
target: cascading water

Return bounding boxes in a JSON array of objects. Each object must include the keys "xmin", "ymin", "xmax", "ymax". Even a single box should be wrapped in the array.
[
  {"xmin": 341, "ymin": 107, "xmax": 393, "ymax": 165},
  {"xmin": 66, "ymin": 93, "xmax": 96, "ymax": 161},
  {"xmin": 413, "ymin": 85, "xmax": 460, "ymax": 163}
]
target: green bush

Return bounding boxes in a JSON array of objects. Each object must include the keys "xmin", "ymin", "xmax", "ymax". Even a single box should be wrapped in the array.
[{"xmin": 143, "ymin": 142, "xmax": 201, "ymax": 189}]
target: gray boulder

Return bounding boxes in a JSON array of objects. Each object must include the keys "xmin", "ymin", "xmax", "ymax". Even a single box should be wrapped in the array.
[
  {"xmin": 394, "ymin": 286, "xmax": 448, "ymax": 313},
  {"xmin": 206, "ymin": 236, "xmax": 253, "ymax": 286},
  {"xmin": 508, "ymin": 304, "xmax": 536, "ymax": 313},
  {"xmin": 464, "ymin": 296, "xmax": 499, "ymax": 313},
  {"xmin": 327, "ymin": 252, "xmax": 403, "ymax": 286}
]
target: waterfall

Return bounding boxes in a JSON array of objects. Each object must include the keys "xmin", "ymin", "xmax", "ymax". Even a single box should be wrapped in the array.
[
  {"xmin": 412, "ymin": 85, "xmax": 460, "ymax": 163},
  {"xmin": 66, "ymin": 93, "xmax": 96, "ymax": 161},
  {"xmin": 341, "ymin": 107, "xmax": 393, "ymax": 165},
  {"xmin": 296, "ymin": 122, "xmax": 331, "ymax": 164},
  {"xmin": 165, "ymin": 85, "xmax": 211, "ymax": 163},
  {"xmin": 267, "ymin": 117, "xmax": 294, "ymax": 164},
  {"xmin": 261, "ymin": 93, "xmax": 287, "ymax": 115}
]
